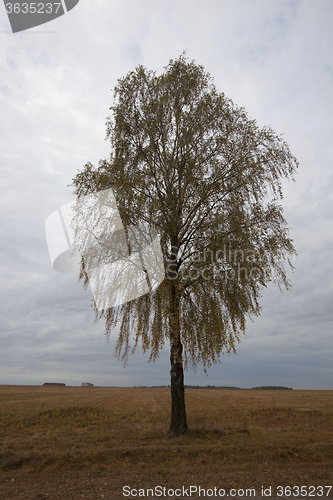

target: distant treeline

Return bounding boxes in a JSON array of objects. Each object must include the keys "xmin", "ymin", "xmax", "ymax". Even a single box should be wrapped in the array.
[
  {"xmin": 251, "ymin": 386, "xmax": 293, "ymax": 390},
  {"xmin": 133, "ymin": 385, "xmax": 293, "ymax": 390},
  {"xmin": 133, "ymin": 385, "xmax": 240, "ymax": 389},
  {"xmin": 185, "ymin": 385, "xmax": 241, "ymax": 389}
]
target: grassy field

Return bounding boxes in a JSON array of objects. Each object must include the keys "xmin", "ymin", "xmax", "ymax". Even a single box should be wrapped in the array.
[{"xmin": 0, "ymin": 385, "xmax": 332, "ymax": 499}]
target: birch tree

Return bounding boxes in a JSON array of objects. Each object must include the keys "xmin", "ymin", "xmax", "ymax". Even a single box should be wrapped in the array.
[{"xmin": 71, "ymin": 55, "xmax": 298, "ymax": 434}]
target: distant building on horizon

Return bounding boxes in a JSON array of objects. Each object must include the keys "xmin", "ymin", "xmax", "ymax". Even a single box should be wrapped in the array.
[
  {"xmin": 43, "ymin": 382, "xmax": 66, "ymax": 386},
  {"xmin": 81, "ymin": 382, "xmax": 94, "ymax": 387}
]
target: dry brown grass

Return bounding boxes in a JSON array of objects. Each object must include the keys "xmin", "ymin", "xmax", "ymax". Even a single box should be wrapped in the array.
[{"xmin": 0, "ymin": 385, "xmax": 332, "ymax": 499}]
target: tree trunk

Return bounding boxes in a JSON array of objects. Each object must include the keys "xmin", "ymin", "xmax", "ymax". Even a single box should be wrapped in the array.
[
  {"xmin": 169, "ymin": 335, "xmax": 188, "ymax": 434},
  {"xmin": 168, "ymin": 283, "xmax": 188, "ymax": 435}
]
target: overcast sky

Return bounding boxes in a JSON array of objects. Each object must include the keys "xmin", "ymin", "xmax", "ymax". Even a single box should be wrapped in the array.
[{"xmin": 1, "ymin": 0, "xmax": 332, "ymax": 390}]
